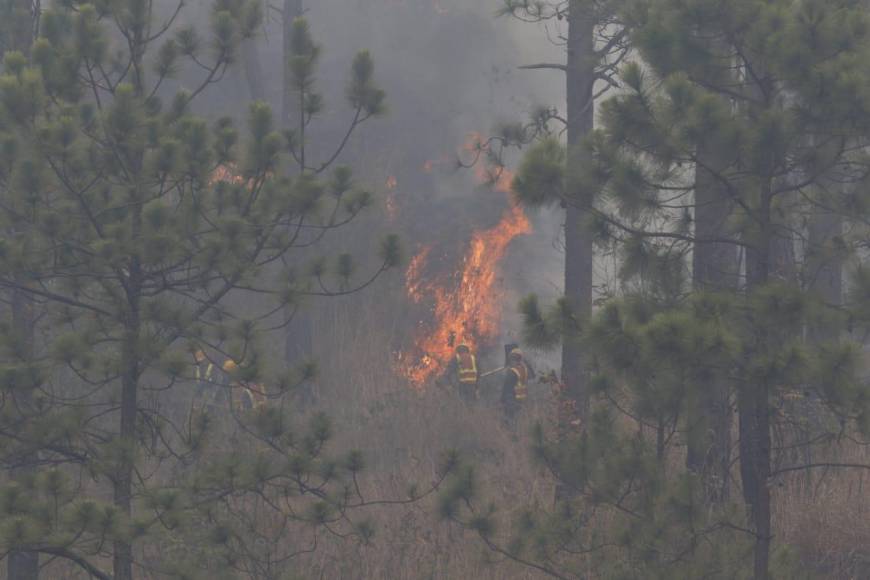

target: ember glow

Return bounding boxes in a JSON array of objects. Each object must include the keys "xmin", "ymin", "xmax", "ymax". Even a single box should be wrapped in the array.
[
  {"xmin": 385, "ymin": 176, "xmax": 399, "ymax": 220},
  {"xmin": 211, "ymin": 164, "xmax": 246, "ymax": 185},
  {"xmin": 397, "ymin": 203, "xmax": 531, "ymax": 388}
]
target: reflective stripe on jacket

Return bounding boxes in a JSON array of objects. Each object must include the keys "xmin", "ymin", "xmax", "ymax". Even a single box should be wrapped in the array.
[
  {"xmin": 196, "ymin": 363, "xmax": 214, "ymax": 383},
  {"xmin": 510, "ymin": 363, "xmax": 529, "ymax": 400},
  {"xmin": 456, "ymin": 353, "xmax": 478, "ymax": 384},
  {"xmin": 231, "ymin": 383, "xmax": 267, "ymax": 412}
]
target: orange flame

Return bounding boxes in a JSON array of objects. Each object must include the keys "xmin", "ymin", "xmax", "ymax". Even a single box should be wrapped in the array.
[
  {"xmin": 397, "ymin": 203, "xmax": 531, "ymax": 387},
  {"xmin": 211, "ymin": 164, "xmax": 246, "ymax": 185},
  {"xmin": 405, "ymin": 246, "xmax": 431, "ymax": 301}
]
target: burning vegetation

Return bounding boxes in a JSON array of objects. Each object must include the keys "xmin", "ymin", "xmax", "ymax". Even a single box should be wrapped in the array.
[
  {"xmin": 396, "ymin": 202, "xmax": 531, "ymax": 388},
  {"xmin": 394, "ymin": 131, "xmax": 532, "ymax": 388}
]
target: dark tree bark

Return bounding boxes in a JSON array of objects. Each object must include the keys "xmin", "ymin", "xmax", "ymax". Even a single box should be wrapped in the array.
[
  {"xmin": 687, "ymin": 138, "xmax": 737, "ymax": 502},
  {"xmin": 562, "ymin": 0, "xmax": 595, "ymax": 429},
  {"xmin": 807, "ymin": 209, "xmax": 842, "ymax": 340},
  {"xmin": 112, "ymin": 23, "xmax": 148, "ymax": 579},
  {"xmin": 741, "ymin": 234, "xmax": 773, "ymax": 580},
  {"xmin": 739, "ymin": 103, "xmax": 776, "ymax": 577}
]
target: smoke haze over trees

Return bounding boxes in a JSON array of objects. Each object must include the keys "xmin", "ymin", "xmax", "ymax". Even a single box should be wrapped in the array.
[{"xmin": 1, "ymin": 0, "xmax": 870, "ymax": 579}]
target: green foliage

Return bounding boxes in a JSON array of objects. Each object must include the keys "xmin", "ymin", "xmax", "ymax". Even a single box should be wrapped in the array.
[
  {"xmin": 519, "ymin": 294, "xmax": 561, "ymax": 349},
  {"xmin": 512, "ymin": 137, "xmax": 564, "ymax": 207},
  {"xmin": 497, "ymin": 0, "xmax": 870, "ymax": 578},
  {"xmin": 288, "ymin": 17, "xmax": 320, "ymax": 96},
  {"xmin": 0, "ymin": 1, "xmax": 405, "ymax": 577},
  {"xmin": 348, "ymin": 50, "xmax": 386, "ymax": 117},
  {"xmin": 379, "ymin": 233, "xmax": 403, "ymax": 268}
]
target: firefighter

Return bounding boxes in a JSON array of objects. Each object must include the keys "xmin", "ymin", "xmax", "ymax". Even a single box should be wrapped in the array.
[
  {"xmin": 446, "ymin": 344, "xmax": 479, "ymax": 403},
  {"xmin": 190, "ymin": 349, "xmax": 217, "ymax": 418},
  {"xmin": 501, "ymin": 348, "xmax": 534, "ymax": 428},
  {"xmin": 223, "ymin": 359, "xmax": 267, "ymax": 414},
  {"xmin": 195, "ymin": 350, "xmax": 215, "ymax": 389}
]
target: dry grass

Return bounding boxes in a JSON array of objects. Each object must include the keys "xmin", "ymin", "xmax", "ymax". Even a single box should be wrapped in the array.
[
  {"xmin": 299, "ymin": 289, "xmax": 870, "ymax": 579},
  {"xmin": 280, "ymin": 289, "xmax": 558, "ymax": 579},
  {"xmin": 15, "ymin": 279, "xmax": 870, "ymax": 579},
  {"xmin": 774, "ymin": 443, "xmax": 870, "ymax": 580}
]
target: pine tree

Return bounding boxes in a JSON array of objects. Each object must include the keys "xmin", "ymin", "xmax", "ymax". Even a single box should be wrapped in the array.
[
  {"xmin": 1, "ymin": 2, "xmax": 40, "ymax": 578},
  {"xmin": 685, "ymin": 36, "xmax": 737, "ymax": 503},
  {"xmin": 0, "ymin": 2, "xmax": 429, "ymax": 578},
  {"xmin": 281, "ymin": 8, "xmax": 386, "ymax": 407},
  {"xmin": 446, "ymin": 0, "xmax": 870, "ymax": 578},
  {"xmin": 498, "ymin": 0, "xmax": 630, "ymax": 434},
  {"xmin": 587, "ymin": 2, "xmax": 870, "ymax": 575}
]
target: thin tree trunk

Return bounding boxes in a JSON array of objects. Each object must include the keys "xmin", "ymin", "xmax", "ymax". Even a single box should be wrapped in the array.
[
  {"xmin": 113, "ymin": 23, "xmax": 147, "ymax": 578},
  {"xmin": 687, "ymin": 137, "xmax": 737, "ymax": 502},
  {"xmin": 114, "ymin": 212, "xmax": 143, "ymax": 580},
  {"xmin": 561, "ymin": 0, "xmax": 595, "ymax": 426},
  {"xmin": 741, "ymin": 192, "xmax": 773, "ymax": 580},
  {"xmin": 795, "ymin": 202, "xmax": 842, "ymax": 491},
  {"xmin": 807, "ymin": 209, "xmax": 842, "ymax": 339}
]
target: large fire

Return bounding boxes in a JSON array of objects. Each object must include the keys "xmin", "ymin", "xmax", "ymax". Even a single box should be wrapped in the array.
[{"xmin": 397, "ymin": 201, "xmax": 531, "ymax": 388}]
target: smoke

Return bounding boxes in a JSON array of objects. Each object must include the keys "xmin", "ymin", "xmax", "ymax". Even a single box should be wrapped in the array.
[{"xmin": 181, "ymin": 0, "xmax": 569, "ymax": 377}]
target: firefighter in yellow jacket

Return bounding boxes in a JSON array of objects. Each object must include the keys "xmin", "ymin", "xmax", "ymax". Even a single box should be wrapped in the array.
[
  {"xmin": 501, "ymin": 348, "xmax": 534, "ymax": 427},
  {"xmin": 222, "ymin": 359, "xmax": 267, "ymax": 413},
  {"xmin": 189, "ymin": 349, "xmax": 217, "ymax": 422},
  {"xmin": 446, "ymin": 344, "xmax": 479, "ymax": 403}
]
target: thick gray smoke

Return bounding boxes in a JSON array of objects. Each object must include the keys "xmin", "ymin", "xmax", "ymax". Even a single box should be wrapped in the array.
[
  {"xmin": 187, "ymin": 0, "xmax": 569, "ymax": 374},
  {"xmin": 305, "ymin": 0, "xmax": 568, "ymax": 371}
]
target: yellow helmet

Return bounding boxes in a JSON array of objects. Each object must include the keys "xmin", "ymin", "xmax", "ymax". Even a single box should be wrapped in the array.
[
  {"xmin": 510, "ymin": 348, "xmax": 524, "ymax": 360},
  {"xmin": 222, "ymin": 359, "xmax": 239, "ymax": 372}
]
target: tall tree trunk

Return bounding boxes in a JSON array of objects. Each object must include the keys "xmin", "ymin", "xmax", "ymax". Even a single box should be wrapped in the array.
[
  {"xmin": 792, "ymin": 203, "xmax": 842, "ymax": 491},
  {"xmin": 687, "ymin": 138, "xmax": 737, "ymax": 502},
  {"xmin": 113, "ymin": 325, "xmax": 139, "ymax": 580},
  {"xmin": 113, "ymin": 22, "xmax": 147, "ymax": 577},
  {"xmin": 561, "ymin": 0, "xmax": 595, "ymax": 427},
  {"xmin": 740, "ymin": 191, "xmax": 773, "ymax": 580},
  {"xmin": 4, "ymin": 2, "xmax": 40, "ymax": 578},
  {"xmin": 807, "ymin": 208, "xmax": 842, "ymax": 339},
  {"xmin": 114, "ymin": 207, "xmax": 143, "ymax": 580}
]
